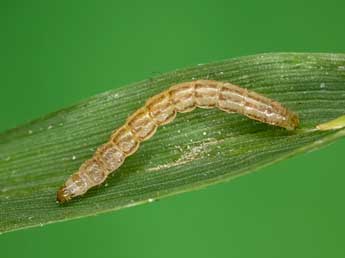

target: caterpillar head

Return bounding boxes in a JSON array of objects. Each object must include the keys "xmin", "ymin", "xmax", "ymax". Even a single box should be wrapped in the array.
[{"xmin": 56, "ymin": 185, "xmax": 72, "ymax": 204}]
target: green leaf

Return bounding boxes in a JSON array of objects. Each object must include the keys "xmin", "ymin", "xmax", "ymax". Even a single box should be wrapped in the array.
[{"xmin": 1, "ymin": 53, "xmax": 345, "ymax": 234}]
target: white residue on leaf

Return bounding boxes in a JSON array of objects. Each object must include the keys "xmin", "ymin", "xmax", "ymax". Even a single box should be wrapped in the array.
[
  {"xmin": 238, "ymin": 75, "xmax": 249, "ymax": 80},
  {"xmin": 148, "ymin": 138, "xmax": 222, "ymax": 172},
  {"xmin": 106, "ymin": 93, "xmax": 120, "ymax": 101}
]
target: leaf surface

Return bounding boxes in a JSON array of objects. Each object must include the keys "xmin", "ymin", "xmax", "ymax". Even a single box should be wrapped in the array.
[{"xmin": 1, "ymin": 53, "xmax": 345, "ymax": 233}]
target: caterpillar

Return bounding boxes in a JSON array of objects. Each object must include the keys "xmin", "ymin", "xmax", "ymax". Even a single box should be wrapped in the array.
[{"xmin": 57, "ymin": 80, "xmax": 299, "ymax": 203}]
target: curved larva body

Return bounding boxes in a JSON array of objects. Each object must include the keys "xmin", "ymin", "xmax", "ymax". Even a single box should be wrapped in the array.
[{"xmin": 57, "ymin": 80, "xmax": 299, "ymax": 203}]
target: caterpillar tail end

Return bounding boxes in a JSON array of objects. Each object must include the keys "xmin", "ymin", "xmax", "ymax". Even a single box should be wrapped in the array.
[
  {"xmin": 56, "ymin": 185, "xmax": 72, "ymax": 204},
  {"xmin": 284, "ymin": 112, "xmax": 300, "ymax": 130}
]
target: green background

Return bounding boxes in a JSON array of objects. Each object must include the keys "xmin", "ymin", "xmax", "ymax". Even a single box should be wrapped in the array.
[{"xmin": 1, "ymin": 1, "xmax": 344, "ymax": 257}]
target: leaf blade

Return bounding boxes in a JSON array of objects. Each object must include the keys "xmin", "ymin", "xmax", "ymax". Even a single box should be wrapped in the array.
[{"xmin": 1, "ymin": 53, "xmax": 345, "ymax": 233}]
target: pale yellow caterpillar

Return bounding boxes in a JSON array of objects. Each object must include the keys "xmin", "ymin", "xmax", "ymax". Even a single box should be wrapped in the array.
[{"xmin": 57, "ymin": 80, "xmax": 299, "ymax": 203}]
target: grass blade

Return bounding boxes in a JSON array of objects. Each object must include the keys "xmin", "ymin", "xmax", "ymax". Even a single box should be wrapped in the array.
[{"xmin": 1, "ymin": 53, "xmax": 345, "ymax": 234}]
